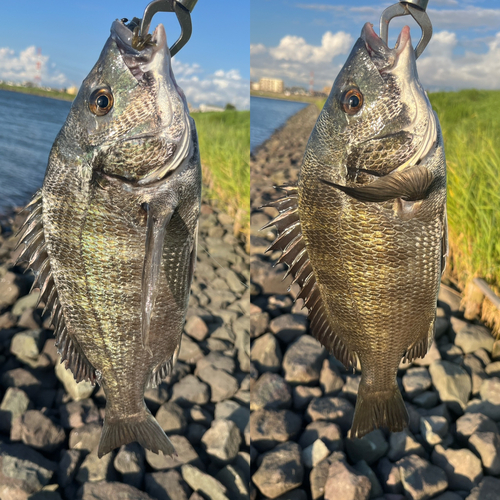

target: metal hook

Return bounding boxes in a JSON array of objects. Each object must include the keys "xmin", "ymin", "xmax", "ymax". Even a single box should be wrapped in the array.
[
  {"xmin": 380, "ymin": 0, "xmax": 432, "ymax": 59},
  {"xmin": 139, "ymin": 0, "xmax": 198, "ymax": 57}
]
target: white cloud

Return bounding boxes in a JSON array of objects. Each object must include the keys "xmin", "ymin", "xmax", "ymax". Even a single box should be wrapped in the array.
[{"xmin": 0, "ymin": 46, "xmax": 67, "ymax": 86}]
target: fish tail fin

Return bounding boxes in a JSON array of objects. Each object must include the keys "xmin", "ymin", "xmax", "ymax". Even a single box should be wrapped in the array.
[
  {"xmin": 349, "ymin": 382, "xmax": 408, "ymax": 439},
  {"xmin": 98, "ymin": 405, "xmax": 175, "ymax": 458}
]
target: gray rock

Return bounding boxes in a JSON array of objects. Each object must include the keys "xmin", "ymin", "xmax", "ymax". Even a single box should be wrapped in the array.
[
  {"xmin": 55, "ymin": 361, "xmax": 95, "ymax": 401},
  {"xmin": 57, "ymin": 449, "xmax": 84, "ymax": 488},
  {"xmin": 182, "ymin": 464, "xmax": 230, "ymax": 500},
  {"xmin": 468, "ymin": 432, "xmax": 500, "ymax": 475},
  {"xmin": 171, "ymin": 375, "xmax": 210, "ymax": 406},
  {"xmin": 145, "ymin": 470, "xmax": 191, "ymax": 500},
  {"xmin": 178, "ymin": 335, "xmax": 205, "ymax": 364},
  {"xmin": 324, "ymin": 459, "xmax": 371, "ymax": 500},
  {"xmin": 197, "ymin": 365, "xmax": 239, "ymax": 402},
  {"xmin": 201, "ymin": 419, "xmax": 241, "ymax": 464},
  {"xmin": 433, "ymin": 493, "xmax": 463, "ymax": 500},
  {"xmin": 478, "ymin": 377, "xmax": 500, "ymax": 419},
  {"xmin": 346, "ymin": 430, "xmax": 388, "ymax": 465},
  {"xmin": 68, "ymin": 422, "xmax": 102, "ymax": 453},
  {"xmin": 252, "ymin": 442, "xmax": 303, "ymax": 499},
  {"xmin": 187, "ymin": 423, "xmax": 207, "ymax": 444},
  {"xmin": 420, "ymin": 416, "xmax": 449, "ymax": 446},
  {"xmin": 269, "ymin": 314, "xmax": 308, "ymax": 343},
  {"xmin": 465, "ymin": 477, "xmax": 500, "ymax": 500},
  {"xmin": 271, "ymin": 490, "xmax": 307, "ymax": 500},
  {"xmin": 485, "ymin": 361, "xmax": 500, "ymax": 377},
  {"xmin": 376, "ymin": 457, "xmax": 403, "ymax": 494},
  {"xmin": 396, "ymin": 454, "xmax": 448, "ymax": 500},
  {"xmin": 189, "ymin": 404, "xmax": 213, "ymax": 426},
  {"xmin": 319, "ymin": 359, "xmax": 344, "ymax": 396},
  {"xmin": 214, "ymin": 400, "xmax": 248, "ymax": 433},
  {"xmin": 19, "ymin": 410, "xmax": 66, "ymax": 453},
  {"xmin": 455, "ymin": 324, "xmax": 494, "ymax": 354},
  {"xmin": 12, "ymin": 292, "xmax": 40, "ymax": 316},
  {"xmin": 0, "ymin": 387, "xmax": 31, "ymax": 432},
  {"xmin": 353, "ymin": 460, "xmax": 384, "ymax": 499},
  {"xmin": 463, "ymin": 353, "xmax": 488, "ymax": 396},
  {"xmin": 0, "ymin": 272, "xmax": 20, "ymax": 308},
  {"xmin": 299, "ymin": 421, "xmax": 343, "ymax": 452},
  {"xmin": 413, "ymin": 391, "xmax": 439, "ymax": 409},
  {"xmin": 341, "ymin": 374, "xmax": 361, "ymax": 403},
  {"xmin": 455, "ymin": 413, "xmax": 498, "ymax": 443},
  {"xmin": 293, "ymin": 385, "xmax": 323, "ymax": 409},
  {"xmin": 429, "ymin": 360, "xmax": 471, "ymax": 413},
  {"xmin": 76, "ymin": 450, "xmax": 115, "ymax": 483},
  {"xmin": 114, "ymin": 443, "xmax": 145, "ymax": 489},
  {"xmin": 184, "ymin": 315, "xmax": 209, "ymax": 342},
  {"xmin": 250, "ymin": 409, "xmax": 302, "ymax": 452},
  {"xmin": 146, "ymin": 435, "xmax": 201, "ymax": 471},
  {"xmin": 302, "ymin": 439, "xmax": 330, "ymax": 468},
  {"xmin": 59, "ymin": 398, "xmax": 100, "ymax": 429},
  {"xmin": 387, "ymin": 429, "xmax": 425, "ymax": 461},
  {"xmin": 77, "ymin": 482, "xmax": 154, "ymax": 500},
  {"xmin": 155, "ymin": 401, "xmax": 188, "ymax": 434},
  {"xmin": 215, "ymin": 464, "xmax": 249, "ymax": 500},
  {"xmin": 251, "ymin": 372, "xmax": 292, "ymax": 411},
  {"xmin": 251, "ymin": 333, "xmax": 282, "ymax": 373},
  {"xmin": 431, "ymin": 444, "xmax": 482, "ymax": 490},
  {"xmin": 306, "ymin": 397, "xmax": 354, "ymax": 432},
  {"xmin": 413, "ymin": 342, "xmax": 441, "ymax": 367},
  {"xmin": 283, "ymin": 335, "xmax": 327, "ymax": 385},
  {"xmin": 465, "ymin": 399, "xmax": 500, "ymax": 421},
  {"xmin": 1, "ymin": 368, "xmax": 43, "ymax": 401},
  {"xmin": 10, "ymin": 329, "xmax": 45, "ymax": 363},
  {"xmin": 403, "ymin": 367, "xmax": 432, "ymax": 399},
  {"xmin": 309, "ymin": 452, "xmax": 346, "ymax": 500}
]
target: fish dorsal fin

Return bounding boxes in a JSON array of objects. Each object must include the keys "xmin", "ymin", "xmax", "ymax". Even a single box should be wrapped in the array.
[
  {"xmin": 16, "ymin": 190, "xmax": 97, "ymax": 384},
  {"xmin": 263, "ymin": 186, "xmax": 356, "ymax": 370}
]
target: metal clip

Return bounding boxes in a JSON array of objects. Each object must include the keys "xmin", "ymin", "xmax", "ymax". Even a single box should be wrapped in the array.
[
  {"xmin": 139, "ymin": 0, "xmax": 198, "ymax": 57},
  {"xmin": 380, "ymin": 0, "xmax": 432, "ymax": 59}
]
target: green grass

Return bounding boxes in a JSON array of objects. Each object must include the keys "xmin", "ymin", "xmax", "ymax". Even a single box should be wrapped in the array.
[
  {"xmin": 0, "ymin": 83, "xmax": 74, "ymax": 101},
  {"xmin": 192, "ymin": 110, "xmax": 250, "ymax": 241},
  {"xmin": 429, "ymin": 90, "xmax": 500, "ymax": 290}
]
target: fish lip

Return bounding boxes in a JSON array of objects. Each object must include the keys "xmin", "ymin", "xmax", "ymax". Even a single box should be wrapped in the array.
[{"xmin": 361, "ymin": 22, "xmax": 411, "ymax": 73}]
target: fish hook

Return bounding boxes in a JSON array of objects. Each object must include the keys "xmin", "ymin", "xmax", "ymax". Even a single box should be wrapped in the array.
[
  {"xmin": 379, "ymin": 0, "xmax": 432, "ymax": 59},
  {"xmin": 138, "ymin": 0, "xmax": 198, "ymax": 56}
]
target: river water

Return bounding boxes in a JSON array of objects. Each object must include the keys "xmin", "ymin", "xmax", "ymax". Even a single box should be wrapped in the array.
[
  {"xmin": 250, "ymin": 96, "xmax": 308, "ymax": 153},
  {"xmin": 0, "ymin": 90, "xmax": 72, "ymax": 214}
]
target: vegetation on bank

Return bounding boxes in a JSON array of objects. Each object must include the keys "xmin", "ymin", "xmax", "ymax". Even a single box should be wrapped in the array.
[
  {"xmin": 251, "ymin": 90, "xmax": 326, "ymax": 110},
  {"xmin": 192, "ymin": 110, "xmax": 250, "ymax": 242},
  {"xmin": 0, "ymin": 83, "xmax": 74, "ymax": 101},
  {"xmin": 429, "ymin": 90, "xmax": 500, "ymax": 296}
]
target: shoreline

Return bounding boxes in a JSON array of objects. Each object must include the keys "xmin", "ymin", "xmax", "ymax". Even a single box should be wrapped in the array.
[{"xmin": 0, "ymin": 85, "xmax": 74, "ymax": 102}]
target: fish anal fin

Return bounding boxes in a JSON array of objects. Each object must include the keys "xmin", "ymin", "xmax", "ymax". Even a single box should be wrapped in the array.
[
  {"xmin": 147, "ymin": 339, "xmax": 182, "ymax": 388},
  {"xmin": 321, "ymin": 165, "xmax": 434, "ymax": 203},
  {"xmin": 264, "ymin": 186, "xmax": 356, "ymax": 370},
  {"xmin": 402, "ymin": 317, "xmax": 434, "ymax": 364}
]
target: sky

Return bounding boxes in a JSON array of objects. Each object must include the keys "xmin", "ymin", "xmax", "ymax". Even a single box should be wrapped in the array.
[
  {"xmin": 0, "ymin": 0, "xmax": 250, "ymax": 110},
  {"xmin": 251, "ymin": 0, "xmax": 500, "ymax": 92}
]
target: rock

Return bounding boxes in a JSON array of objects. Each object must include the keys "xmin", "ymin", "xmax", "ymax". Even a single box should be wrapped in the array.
[
  {"xmin": 402, "ymin": 367, "xmax": 432, "ymax": 398},
  {"xmin": 170, "ymin": 375, "xmax": 210, "ymax": 406},
  {"xmin": 485, "ymin": 361, "xmax": 500, "ymax": 377},
  {"xmin": 413, "ymin": 391, "xmax": 439, "ymax": 408},
  {"xmin": 306, "ymin": 397, "xmax": 354, "ymax": 432},
  {"xmin": 69, "ymin": 422, "xmax": 102, "ymax": 453},
  {"xmin": 196, "ymin": 365, "xmax": 239, "ymax": 402},
  {"xmin": 55, "ymin": 361, "xmax": 95, "ymax": 401},
  {"xmin": 282, "ymin": 335, "xmax": 326, "ymax": 384},
  {"xmin": 59, "ymin": 398, "xmax": 100, "ymax": 429},
  {"xmin": 189, "ymin": 405, "xmax": 213, "ymax": 426},
  {"xmin": 346, "ymin": 430, "xmax": 388, "ymax": 465},
  {"xmin": 155, "ymin": 401, "xmax": 187, "ymax": 434},
  {"xmin": 0, "ymin": 443, "xmax": 56, "ymax": 496},
  {"xmin": 466, "ymin": 477, "xmax": 500, "ymax": 500},
  {"xmin": 413, "ymin": 342, "xmax": 441, "ymax": 367},
  {"xmin": 324, "ymin": 459, "xmax": 371, "ymax": 500},
  {"xmin": 178, "ymin": 335, "xmax": 205, "ymax": 364},
  {"xmin": 12, "ymin": 292, "xmax": 40, "ymax": 316},
  {"xmin": 302, "ymin": 439, "xmax": 330, "ymax": 468},
  {"xmin": 478, "ymin": 377, "xmax": 500, "ymax": 419},
  {"xmin": 1, "ymin": 368, "xmax": 44, "ymax": 401},
  {"xmin": 455, "ymin": 324, "xmax": 494, "ymax": 354},
  {"xmin": 251, "ymin": 333, "xmax": 282, "ymax": 373},
  {"xmin": 215, "ymin": 464, "xmax": 249, "ymax": 500},
  {"xmin": 251, "ymin": 310, "xmax": 270, "ymax": 339},
  {"xmin": 319, "ymin": 359, "xmax": 344, "ymax": 396},
  {"xmin": 433, "ymin": 493, "xmax": 462, "ymax": 500},
  {"xmin": 252, "ymin": 442, "xmax": 303, "ymax": 498},
  {"xmin": 77, "ymin": 482, "xmax": 153, "ymax": 500},
  {"xmin": 309, "ymin": 452, "xmax": 345, "ymax": 500},
  {"xmin": 57, "ymin": 449, "xmax": 83, "ymax": 488},
  {"xmin": 456, "ymin": 413, "xmax": 498, "ymax": 443},
  {"xmin": 269, "ymin": 314, "xmax": 308, "ymax": 343},
  {"xmin": 76, "ymin": 450, "xmax": 115, "ymax": 483},
  {"xmin": 396, "ymin": 454, "xmax": 448, "ymax": 500},
  {"xmin": 145, "ymin": 435, "xmax": 201, "ymax": 471},
  {"xmin": 0, "ymin": 387, "xmax": 31, "ymax": 432},
  {"xmin": 353, "ymin": 460, "xmax": 384, "ymax": 499},
  {"xmin": 431, "ymin": 444, "xmax": 482, "ymax": 491},
  {"xmin": 387, "ymin": 429, "xmax": 425, "ymax": 461},
  {"xmin": 145, "ymin": 470, "xmax": 191, "ymax": 500},
  {"xmin": 213, "ymin": 400, "xmax": 247, "ymax": 435},
  {"xmin": 293, "ymin": 385, "xmax": 323, "ymax": 409},
  {"xmin": 182, "ymin": 464, "xmax": 230, "ymax": 500},
  {"xmin": 468, "ymin": 432, "xmax": 500, "ymax": 475},
  {"xmin": 17, "ymin": 307, "xmax": 42, "ymax": 330},
  {"xmin": 251, "ymin": 372, "xmax": 292, "ymax": 411},
  {"xmin": 114, "ymin": 443, "xmax": 145, "ymax": 489},
  {"xmin": 420, "ymin": 416, "xmax": 449, "ymax": 446},
  {"xmin": 10, "ymin": 329, "xmax": 44, "ymax": 363},
  {"xmin": 429, "ymin": 360, "xmax": 471, "ymax": 413},
  {"xmin": 250, "ymin": 409, "xmax": 302, "ymax": 452},
  {"xmin": 0, "ymin": 272, "xmax": 20, "ymax": 308},
  {"xmin": 377, "ymin": 457, "xmax": 403, "ymax": 494},
  {"xmin": 201, "ymin": 419, "xmax": 242, "ymax": 464},
  {"xmin": 184, "ymin": 316, "xmax": 209, "ymax": 341},
  {"xmin": 298, "ymin": 421, "xmax": 344, "ymax": 452},
  {"xmin": 18, "ymin": 410, "xmax": 65, "ymax": 453},
  {"xmin": 341, "ymin": 375, "xmax": 361, "ymax": 403}
]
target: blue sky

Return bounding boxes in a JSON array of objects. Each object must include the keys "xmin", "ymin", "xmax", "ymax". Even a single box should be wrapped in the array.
[
  {"xmin": 0, "ymin": 0, "xmax": 250, "ymax": 109},
  {"xmin": 251, "ymin": 0, "xmax": 500, "ymax": 91}
]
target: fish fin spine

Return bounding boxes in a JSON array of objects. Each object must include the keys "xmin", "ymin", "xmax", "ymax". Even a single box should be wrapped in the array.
[
  {"xmin": 350, "ymin": 383, "xmax": 408, "ymax": 439},
  {"xmin": 403, "ymin": 336, "xmax": 429, "ymax": 363},
  {"xmin": 98, "ymin": 406, "xmax": 175, "ymax": 458},
  {"xmin": 147, "ymin": 339, "xmax": 181, "ymax": 388}
]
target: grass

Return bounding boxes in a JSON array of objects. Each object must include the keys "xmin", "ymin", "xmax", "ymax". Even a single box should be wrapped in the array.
[
  {"xmin": 0, "ymin": 83, "xmax": 74, "ymax": 101},
  {"xmin": 251, "ymin": 90, "xmax": 326, "ymax": 110},
  {"xmin": 192, "ymin": 110, "xmax": 250, "ymax": 242},
  {"xmin": 429, "ymin": 90, "xmax": 500, "ymax": 293}
]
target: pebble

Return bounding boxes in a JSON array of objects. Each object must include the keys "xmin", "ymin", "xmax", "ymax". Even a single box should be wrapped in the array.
[
  {"xmin": 170, "ymin": 374, "xmax": 210, "ymax": 406},
  {"xmin": 201, "ymin": 419, "xmax": 242, "ymax": 464},
  {"xmin": 428, "ymin": 360, "xmax": 471, "ymax": 413},
  {"xmin": 309, "ymin": 452, "xmax": 345, "ymax": 500},
  {"xmin": 298, "ymin": 421, "xmax": 344, "ymax": 452},
  {"xmin": 145, "ymin": 435, "xmax": 201, "ymax": 471},
  {"xmin": 54, "ymin": 361, "xmax": 95, "ymax": 401},
  {"xmin": 485, "ymin": 361, "xmax": 500, "ymax": 377},
  {"xmin": 252, "ymin": 442, "xmax": 303, "ymax": 498},
  {"xmin": 282, "ymin": 335, "xmax": 327, "ymax": 385},
  {"xmin": 68, "ymin": 422, "xmax": 102, "ymax": 453},
  {"xmin": 466, "ymin": 476, "xmax": 500, "ymax": 500},
  {"xmin": 178, "ymin": 334, "xmax": 205, "ymax": 364},
  {"xmin": 454, "ymin": 324, "xmax": 494, "ymax": 353},
  {"xmin": 182, "ymin": 464, "xmax": 230, "ymax": 500},
  {"xmin": 184, "ymin": 316, "xmax": 209, "ymax": 341},
  {"xmin": 387, "ymin": 429, "xmax": 425, "ymax": 461},
  {"xmin": 215, "ymin": 464, "xmax": 249, "ymax": 500},
  {"xmin": 0, "ymin": 271, "xmax": 20, "ymax": 308},
  {"xmin": 77, "ymin": 481, "xmax": 153, "ymax": 500},
  {"xmin": 420, "ymin": 416, "xmax": 449, "ymax": 446},
  {"xmin": 306, "ymin": 397, "xmax": 354, "ymax": 432},
  {"xmin": 250, "ymin": 310, "xmax": 270, "ymax": 339},
  {"xmin": 113, "ymin": 443, "xmax": 145, "ymax": 489},
  {"xmin": 18, "ymin": 410, "xmax": 66, "ymax": 453},
  {"xmin": 269, "ymin": 314, "xmax": 308, "ymax": 343},
  {"xmin": 478, "ymin": 377, "xmax": 500, "ymax": 419},
  {"xmin": 59, "ymin": 398, "xmax": 100, "ymax": 429},
  {"xmin": 11, "ymin": 292, "xmax": 40, "ymax": 316},
  {"xmin": 324, "ymin": 459, "xmax": 371, "ymax": 500},
  {"xmin": 0, "ymin": 387, "xmax": 31, "ymax": 432},
  {"xmin": 293, "ymin": 385, "xmax": 323, "ymax": 409},
  {"xmin": 345, "ymin": 429, "xmax": 389, "ymax": 465},
  {"xmin": 145, "ymin": 470, "xmax": 191, "ymax": 500},
  {"xmin": 302, "ymin": 439, "xmax": 330, "ymax": 468},
  {"xmin": 353, "ymin": 459, "xmax": 384, "ymax": 499},
  {"xmin": 155, "ymin": 401, "xmax": 188, "ymax": 434},
  {"xmin": 214, "ymin": 400, "xmax": 249, "ymax": 433},
  {"xmin": 10, "ymin": 329, "xmax": 45, "ymax": 363},
  {"xmin": 402, "ymin": 367, "xmax": 432, "ymax": 399},
  {"xmin": 251, "ymin": 332, "xmax": 282, "ymax": 373},
  {"xmin": 250, "ymin": 408, "xmax": 302, "ymax": 452},
  {"xmin": 455, "ymin": 412, "xmax": 498, "ymax": 442},
  {"xmin": 319, "ymin": 358, "xmax": 344, "ymax": 396},
  {"xmin": 251, "ymin": 372, "xmax": 292, "ymax": 411},
  {"xmin": 468, "ymin": 432, "xmax": 500, "ymax": 475},
  {"xmin": 76, "ymin": 450, "xmax": 115, "ymax": 483},
  {"xmin": 197, "ymin": 365, "xmax": 239, "ymax": 402}
]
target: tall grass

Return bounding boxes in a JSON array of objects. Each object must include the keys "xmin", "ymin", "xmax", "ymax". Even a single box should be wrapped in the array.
[
  {"xmin": 429, "ymin": 90, "xmax": 500, "ymax": 290},
  {"xmin": 192, "ymin": 110, "xmax": 250, "ymax": 240}
]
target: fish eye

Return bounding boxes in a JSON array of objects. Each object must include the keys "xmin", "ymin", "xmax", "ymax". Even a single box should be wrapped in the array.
[
  {"xmin": 89, "ymin": 88, "xmax": 114, "ymax": 116},
  {"xmin": 341, "ymin": 88, "xmax": 364, "ymax": 115}
]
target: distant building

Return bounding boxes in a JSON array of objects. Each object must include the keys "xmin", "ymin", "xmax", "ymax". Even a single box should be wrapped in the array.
[
  {"xmin": 199, "ymin": 104, "xmax": 224, "ymax": 113},
  {"xmin": 250, "ymin": 81, "xmax": 260, "ymax": 91},
  {"xmin": 322, "ymin": 85, "xmax": 332, "ymax": 95},
  {"xmin": 66, "ymin": 86, "xmax": 79, "ymax": 95},
  {"xmin": 259, "ymin": 78, "xmax": 284, "ymax": 93}
]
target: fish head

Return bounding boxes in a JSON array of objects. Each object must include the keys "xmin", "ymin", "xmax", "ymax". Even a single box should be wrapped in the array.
[
  {"xmin": 315, "ymin": 23, "xmax": 435, "ymax": 182},
  {"xmin": 63, "ymin": 19, "xmax": 192, "ymax": 186}
]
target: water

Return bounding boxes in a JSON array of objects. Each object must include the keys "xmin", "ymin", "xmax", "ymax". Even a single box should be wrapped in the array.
[
  {"xmin": 0, "ymin": 90, "xmax": 72, "ymax": 214},
  {"xmin": 250, "ymin": 96, "xmax": 308, "ymax": 152}
]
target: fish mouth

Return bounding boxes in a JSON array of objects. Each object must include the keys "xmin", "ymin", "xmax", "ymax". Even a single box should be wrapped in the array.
[
  {"xmin": 111, "ymin": 20, "xmax": 167, "ymax": 80},
  {"xmin": 361, "ymin": 22, "xmax": 412, "ymax": 74}
]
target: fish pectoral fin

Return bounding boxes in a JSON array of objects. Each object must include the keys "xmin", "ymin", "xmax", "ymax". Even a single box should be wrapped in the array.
[
  {"xmin": 321, "ymin": 165, "xmax": 434, "ymax": 203},
  {"xmin": 141, "ymin": 201, "xmax": 176, "ymax": 352}
]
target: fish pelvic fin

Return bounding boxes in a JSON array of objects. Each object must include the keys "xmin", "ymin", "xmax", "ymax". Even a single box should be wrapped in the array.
[
  {"xmin": 321, "ymin": 164, "xmax": 434, "ymax": 203},
  {"xmin": 98, "ymin": 404, "xmax": 175, "ymax": 458},
  {"xmin": 263, "ymin": 185, "xmax": 356, "ymax": 370},
  {"xmin": 349, "ymin": 382, "xmax": 408, "ymax": 439}
]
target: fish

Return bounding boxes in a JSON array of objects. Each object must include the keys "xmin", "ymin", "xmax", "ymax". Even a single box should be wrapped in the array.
[
  {"xmin": 265, "ymin": 23, "xmax": 447, "ymax": 438},
  {"xmin": 16, "ymin": 19, "xmax": 201, "ymax": 457}
]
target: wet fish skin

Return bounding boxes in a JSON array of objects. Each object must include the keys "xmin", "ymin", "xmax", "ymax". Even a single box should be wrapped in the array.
[
  {"xmin": 17, "ymin": 20, "xmax": 201, "ymax": 457},
  {"xmin": 267, "ymin": 23, "xmax": 447, "ymax": 438}
]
